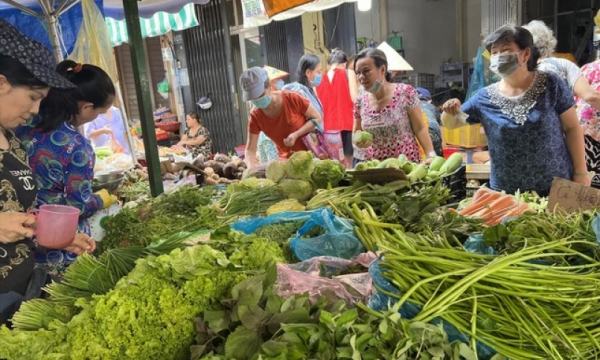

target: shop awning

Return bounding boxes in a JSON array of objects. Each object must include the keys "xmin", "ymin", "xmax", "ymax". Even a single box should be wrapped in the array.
[
  {"xmin": 105, "ymin": 3, "xmax": 198, "ymax": 47},
  {"xmin": 242, "ymin": 0, "xmax": 358, "ymax": 29}
]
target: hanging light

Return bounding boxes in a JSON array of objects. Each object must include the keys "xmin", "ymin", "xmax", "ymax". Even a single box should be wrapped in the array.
[{"xmin": 357, "ymin": 0, "xmax": 372, "ymax": 12}]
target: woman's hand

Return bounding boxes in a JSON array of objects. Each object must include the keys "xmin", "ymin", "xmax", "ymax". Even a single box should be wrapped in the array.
[
  {"xmin": 355, "ymin": 140, "xmax": 372, "ymax": 149},
  {"xmin": 573, "ymin": 173, "xmax": 592, "ymax": 187},
  {"xmin": 283, "ymin": 132, "xmax": 299, "ymax": 147},
  {"xmin": 442, "ymin": 99, "xmax": 462, "ymax": 115},
  {"xmin": 0, "ymin": 212, "xmax": 36, "ymax": 244},
  {"xmin": 64, "ymin": 233, "xmax": 96, "ymax": 255}
]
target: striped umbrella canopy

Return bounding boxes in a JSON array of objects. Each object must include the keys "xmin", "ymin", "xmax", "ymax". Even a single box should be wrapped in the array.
[{"xmin": 105, "ymin": 3, "xmax": 198, "ymax": 47}]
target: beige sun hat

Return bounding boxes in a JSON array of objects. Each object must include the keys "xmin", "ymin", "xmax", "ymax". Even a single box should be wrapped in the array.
[{"xmin": 377, "ymin": 41, "xmax": 414, "ymax": 72}]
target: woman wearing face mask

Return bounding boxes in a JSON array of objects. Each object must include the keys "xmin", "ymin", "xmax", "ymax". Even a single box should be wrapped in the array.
[
  {"xmin": 282, "ymin": 54, "xmax": 324, "ymax": 118},
  {"xmin": 16, "ymin": 60, "xmax": 116, "ymax": 274},
  {"xmin": 240, "ymin": 67, "xmax": 323, "ymax": 168},
  {"xmin": 257, "ymin": 66, "xmax": 289, "ymax": 163},
  {"xmin": 353, "ymin": 48, "xmax": 435, "ymax": 164},
  {"xmin": 442, "ymin": 25, "xmax": 588, "ymax": 196},
  {"xmin": 0, "ymin": 20, "xmax": 94, "ymax": 326}
]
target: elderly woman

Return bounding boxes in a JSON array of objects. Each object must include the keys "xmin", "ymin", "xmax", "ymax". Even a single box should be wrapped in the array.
[
  {"xmin": 0, "ymin": 20, "xmax": 94, "ymax": 325},
  {"xmin": 353, "ymin": 48, "xmax": 435, "ymax": 163},
  {"xmin": 442, "ymin": 25, "xmax": 589, "ymax": 196},
  {"xmin": 282, "ymin": 54, "xmax": 324, "ymax": 118},
  {"xmin": 523, "ymin": 20, "xmax": 600, "ymax": 110},
  {"xmin": 240, "ymin": 67, "xmax": 322, "ymax": 168}
]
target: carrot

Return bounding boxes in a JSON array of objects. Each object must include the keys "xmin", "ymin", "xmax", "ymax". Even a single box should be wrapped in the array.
[
  {"xmin": 459, "ymin": 192, "xmax": 502, "ymax": 215},
  {"xmin": 505, "ymin": 203, "xmax": 531, "ymax": 218},
  {"xmin": 487, "ymin": 204, "xmax": 520, "ymax": 225},
  {"xmin": 472, "ymin": 187, "xmax": 494, "ymax": 202},
  {"xmin": 470, "ymin": 195, "xmax": 516, "ymax": 222}
]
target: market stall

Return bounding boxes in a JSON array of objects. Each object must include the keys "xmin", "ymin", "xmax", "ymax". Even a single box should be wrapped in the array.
[{"xmin": 2, "ymin": 149, "xmax": 597, "ymax": 359}]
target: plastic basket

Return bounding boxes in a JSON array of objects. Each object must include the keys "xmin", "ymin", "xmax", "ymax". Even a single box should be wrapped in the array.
[
  {"xmin": 442, "ymin": 165, "xmax": 467, "ymax": 203},
  {"xmin": 442, "ymin": 123, "xmax": 487, "ymax": 148}
]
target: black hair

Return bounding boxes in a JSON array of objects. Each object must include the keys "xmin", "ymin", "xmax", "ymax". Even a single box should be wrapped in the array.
[
  {"xmin": 484, "ymin": 25, "xmax": 540, "ymax": 72},
  {"xmin": 354, "ymin": 48, "xmax": 393, "ymax": 82},
  {"xmin": 327, "ymin": 48, "xmax": 348, "ymax": 65},
  {"xmin": 37, "ymin": 60, "xmax": 115, "ymax": 132},
  {"xmin": 0, "ymin": 54, "xmax": 48, "ymax": 88},
  {"xmin": 186, "ymin": 112, "xmax": 201, "ymax": 125},
  {"xmin": 295, "ymin": 54, "xmax": 321, "ymax": 93}
]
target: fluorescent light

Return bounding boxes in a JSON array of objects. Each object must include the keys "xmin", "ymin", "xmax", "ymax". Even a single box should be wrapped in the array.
[{"xmin": 357, "ymin": 0, "xmax": 372, "ymax": 12}]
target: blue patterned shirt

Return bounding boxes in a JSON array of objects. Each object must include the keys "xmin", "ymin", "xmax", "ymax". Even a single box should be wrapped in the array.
[{"xmin": 463, "ymin": 71, "xmax": 575, "ymax": 196}]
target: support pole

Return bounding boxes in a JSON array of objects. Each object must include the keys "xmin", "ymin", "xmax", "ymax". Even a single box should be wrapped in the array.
[{"xmin": 122, "ymin": 0, "xmax": 163, "ymax": 196}]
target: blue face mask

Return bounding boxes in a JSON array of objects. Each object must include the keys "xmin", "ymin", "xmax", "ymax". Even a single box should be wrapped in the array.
[
  {"xmin": 311, "ymin": 73, "xmax": 322, "ymax": 87},
  {"xmin": 275, "ymin": 79, "xmax": 284, "ymax": 90},
  {"xmin": 252, "ymin": 94, "xmax": 272, "ymax": 109}
]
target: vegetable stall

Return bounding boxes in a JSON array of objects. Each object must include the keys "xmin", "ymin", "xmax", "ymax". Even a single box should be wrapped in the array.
[{"xmin": 2, "ymin": 151, "xmax": 599, "ymax": 360}]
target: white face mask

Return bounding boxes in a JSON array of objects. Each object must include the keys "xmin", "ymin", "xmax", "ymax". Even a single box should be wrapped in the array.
[{"xmin": 489, "ymin": 51, "xmax": 523, "ymax": 78}]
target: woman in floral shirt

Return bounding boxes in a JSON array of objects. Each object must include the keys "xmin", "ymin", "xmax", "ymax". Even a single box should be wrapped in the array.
[
  {"xmin": 353, "ymin": 48, "xmax": 435, "ymax": 163},
  {"xmin": 576, "ymin": 60, "xmax": 600, "ymax": 188}
]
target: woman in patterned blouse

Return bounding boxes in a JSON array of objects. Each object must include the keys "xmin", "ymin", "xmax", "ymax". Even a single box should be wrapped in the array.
[
  {"xmin": 0, "ymin": 20, "xmax": 94, "ymax": 325},
  {"xmin": 176, "ymin": 112, "xmax": 212, "ymax": 159},
  {"xmin": 16, "ymin": 60, "xmax": 115, "ymax": 274},
  {"xmin": 442, "ymin": 25, "xmax": 589, "ymax": 196}
]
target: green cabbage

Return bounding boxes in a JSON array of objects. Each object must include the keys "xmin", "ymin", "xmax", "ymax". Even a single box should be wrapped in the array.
[
  {"xmin": 285, "ymin": 151, "xmax": 314, "ymax": 181},
  {"xmin": 227, "ymin": 178, "xmax": 275, "ymax": 194},
  {"xmin": 266, "ymin": 160, "xmax": 286, "ymax": 183},
  {"xmin": 276, "ymin": 179, "xmax": 314, "ymax": 202},
  {"xmin": 311, "ymin": 159, "xmax": 346, "ymax": 189}
]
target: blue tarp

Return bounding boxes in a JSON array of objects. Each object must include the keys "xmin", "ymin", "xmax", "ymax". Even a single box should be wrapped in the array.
[{"xmin": 0, "ymin": 1, "xmax": 103, "ymax": 54}]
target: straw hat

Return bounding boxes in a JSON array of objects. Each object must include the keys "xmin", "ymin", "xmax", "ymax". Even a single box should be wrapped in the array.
[
  {"xmin": 377, "ymin": 41, "xmax": 414, "ymax": 72},
  {"xmin": 263, "ymin": 65, "xmax": 289, "ymax": 81}
]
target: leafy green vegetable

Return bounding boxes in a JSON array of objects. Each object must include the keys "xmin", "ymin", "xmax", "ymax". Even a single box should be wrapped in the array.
[
  {"xmin": 266, "ymin": 160, "xmax": 287, "ymax": 183},
  {"xmin": 191, "ymin": 272, "xmax": 472, "ymax": 360},
  {"xmin": 276, "ymin": 179, "xmax": 313, "ymax": 202},
  {"xmin": 284, "ymin": 151, "xmax": 314, "ymax": 181},
  {"xmin": 311, "ymin": 159, "xmax": 346, "ymax": 189}
]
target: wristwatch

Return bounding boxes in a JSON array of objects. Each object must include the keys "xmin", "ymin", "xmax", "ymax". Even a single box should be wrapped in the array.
[{"xmin": 426, "ymin": 151, "xmax": 437, "ymax": 159}]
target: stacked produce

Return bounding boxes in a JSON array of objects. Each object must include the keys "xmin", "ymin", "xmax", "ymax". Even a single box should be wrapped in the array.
[{"xmin": 5, "ymin": 149, "xmax": 600, "ymax": 360}]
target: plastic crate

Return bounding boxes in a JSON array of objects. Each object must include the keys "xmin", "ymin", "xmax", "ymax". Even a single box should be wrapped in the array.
[
  {"xmin": 442, "ymin": 123, "xmax": 487, "ymax": 148},
  {"xmin": 396, "ymin": 73, "xmax": 435, "ymax": 93},
  {"xmin": 442, "ymin": 165, "xmax": 467, "ymax": 203}
]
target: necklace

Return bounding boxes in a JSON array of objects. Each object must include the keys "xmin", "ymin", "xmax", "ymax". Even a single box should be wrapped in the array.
[{"xmin": 488, "ymin": 71, "xmax": 546, "ymax": 125}]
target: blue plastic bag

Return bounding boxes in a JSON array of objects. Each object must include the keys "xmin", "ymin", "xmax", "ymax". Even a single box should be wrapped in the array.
[
  {"xmin": 231, "ymin": 207, "xmax": 364, "ymax": 261},
  {"xmin": 368, "ymin": 259, "xmax": 497, "ymax": 359},
  {"xmin": 465, "ymin": 45, "xmax": 486, "ymax": 101},
  {"xmin": 290, "ymin": 208, "xmax": 364, "ymax": 261}
]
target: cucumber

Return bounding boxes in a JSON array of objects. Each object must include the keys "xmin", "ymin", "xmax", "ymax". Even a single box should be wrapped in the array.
[
  {"xmin": 428, "ymin": 170, "xmax": 440, "ymax": 179},
  {"xmin": 428, "ymin": 156, "xmax": 446, "ymax": 172},
  {"xmin": 439, "ymin": 152, "xmax": 463, "ymax": 174},
  {"xmin": 377, "ymin": 158, "xmax": 403, "ymax": 169},
  {"xmin": 397, "ymin": 154, "xmax": 408, "ymax": 167},
  {"xmin": 355, "ymin": 162, "xmax": 369, "ymax": 171},
  {"xmin": 402, "ymin": 162, "xmax": 414, "ymax": 174},
  {"xmin": 407, "ymin": 163, "xmax": 428, "ymax": 183}
]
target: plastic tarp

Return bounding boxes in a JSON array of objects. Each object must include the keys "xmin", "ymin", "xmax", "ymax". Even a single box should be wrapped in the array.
[
  {"xmin": 0, "ymin": 0, "xmax": 103, "ymax": 54},
  {"xmin": 0, "ymin": 0, "xmax": 209, "ymax": 53},
  {"xmin": 242, "ymin": 0, "xmax": 359, "ymax": 29}
]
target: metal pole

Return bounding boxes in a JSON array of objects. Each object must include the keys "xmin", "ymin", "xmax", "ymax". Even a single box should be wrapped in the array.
[
  {"xmin": 45, "ymin": 13, "xmax": 64, "ymax": 62},
  {"xmin": 122, "ymin": 0, "xmax": 164, "ymax": 196}
]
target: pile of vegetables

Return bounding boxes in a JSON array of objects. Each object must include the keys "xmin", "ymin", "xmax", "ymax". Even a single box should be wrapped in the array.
[
  {"xmin": 457, "ymin": 187, "xmax": 533, "ymax": 226},
  {"xmin": 101, "ymin": 185, "xmax": 218, "ymax": 251},
  {"xmin": 267, "ymin": 151, "xmax": 346, "ymax": 196},
  {"xmin": 192, "ymin": 153, "xmax": 247, "ymax": 185},
  {"xmin": 0, "ymin": 230, "xmax": 288, "ymax": 360},
  {"xmin": 191, "ymin": 272, "xmax": 475, "ymax": 360},
  {"xmin": 352, "ymin": 152, "xmax": 464, "ymax": 184},
  {"xmin": 376, "ymin": 230, "xmax": 600, "ymax": 359}
]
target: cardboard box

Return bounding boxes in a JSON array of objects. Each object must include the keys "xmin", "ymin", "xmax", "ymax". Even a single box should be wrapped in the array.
[{"xmin": 547, "ymin": 177, "xmax": 600, "ymax": 213}]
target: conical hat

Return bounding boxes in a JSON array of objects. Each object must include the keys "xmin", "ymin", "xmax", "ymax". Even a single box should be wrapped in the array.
[
  {"xmin": 377, "ymin": 41, "xmax": 414, "ymax": 71},
  {"xmin": 263, "ymin": 65, "xmax": 289, "ymax": 80}
]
